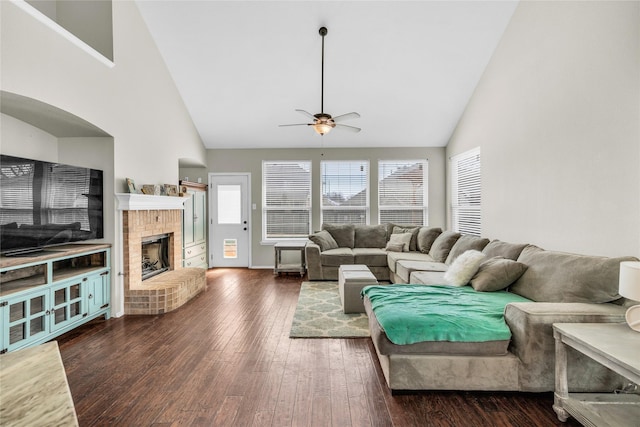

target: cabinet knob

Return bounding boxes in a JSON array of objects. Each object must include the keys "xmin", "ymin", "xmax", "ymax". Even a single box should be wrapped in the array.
[{"xmin": 88, "ymin": 294, "xmax": 93, "ymax": 299}]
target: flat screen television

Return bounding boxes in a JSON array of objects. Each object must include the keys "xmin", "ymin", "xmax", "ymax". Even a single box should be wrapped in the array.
[{"xmin": 0, "ymin": 154, "xmax": 103, "ymax": 256}]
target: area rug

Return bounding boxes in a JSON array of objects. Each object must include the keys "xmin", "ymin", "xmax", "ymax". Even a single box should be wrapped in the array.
[{"xmin": 289, "ymin": 281, "xmax": 370, "ymax": 338}]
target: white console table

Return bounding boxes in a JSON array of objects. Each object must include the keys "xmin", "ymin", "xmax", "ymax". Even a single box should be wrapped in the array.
[{"xmin": 553, "ymin": 323, "xmax": 640, "ymax": 426}]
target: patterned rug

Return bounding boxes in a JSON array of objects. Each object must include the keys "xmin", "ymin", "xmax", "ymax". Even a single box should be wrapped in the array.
[{"xmin": 289, "ymin": 281, "xmax": 370, "ymax": 338}]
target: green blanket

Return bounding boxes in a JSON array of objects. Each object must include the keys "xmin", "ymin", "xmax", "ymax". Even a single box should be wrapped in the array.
[{"xmin": 361, "ymin": 284, "xmax": 531, "ymax": 345}]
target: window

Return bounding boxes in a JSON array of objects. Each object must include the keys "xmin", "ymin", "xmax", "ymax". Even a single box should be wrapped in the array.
[
  {"xmin": 320, "ymin": 160, "xmax": 369, "ymax": 224},
  {"xmin": 378, "ymin": 160, "xmax": 428, "ymax": 225},
  {"xmin": 262, "ymin": 161, "xmax": 311, "ymax": 240},
  {"xmin": 450, "ymin": 148, "xmax": 481, "ymax": 236}
]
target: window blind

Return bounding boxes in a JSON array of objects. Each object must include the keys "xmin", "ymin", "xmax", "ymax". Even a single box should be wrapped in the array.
[
  {"xmin": 262, "ymin": 161, "xmax": 311, "ymax": 239},
  {"xmin": 450, "ymin": 148, "xmax": 481, "ymax": 236},
  {"xmin": 320, "ymin": 160, "xmax": 369, "ymax": 225},
  {"xmin": 378, "ymin": 160, "xmax": 428, "ymax": 225}
]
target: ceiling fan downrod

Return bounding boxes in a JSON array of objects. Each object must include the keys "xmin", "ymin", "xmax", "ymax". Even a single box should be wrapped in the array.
[{"xmin": 319, "ymin": 26, "xmax": 327, "ymax": 114}]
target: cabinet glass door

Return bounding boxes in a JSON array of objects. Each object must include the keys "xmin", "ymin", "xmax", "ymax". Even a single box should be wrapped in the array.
[
  {"xmin": 51, "ymin": 279, "xmax": 84, "ymax": 332},
  {"xmin": 3, "ymin": 290, "xmax": 49, "ymax": 352}
]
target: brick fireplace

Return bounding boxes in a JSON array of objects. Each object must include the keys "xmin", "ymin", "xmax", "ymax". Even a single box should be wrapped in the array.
[{"xmin": 117, "ymin": 194, "xmax": 206, "ymax": 315}]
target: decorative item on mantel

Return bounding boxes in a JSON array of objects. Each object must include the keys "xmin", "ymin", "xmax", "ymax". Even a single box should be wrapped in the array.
[
  {"xmin": 619, "ymin": 261, "xmax": 640, "ymax": 332},
  {"xmin": 164, "ymin": 184, "xmax": 178, "ymax": 197},
  {"xmin": 141, "ymin": 184, "xmax": 162, "ymax": 195},
  {"xmin": 126, "ymin": 178, "xmax": 137, "ymax": 193}
]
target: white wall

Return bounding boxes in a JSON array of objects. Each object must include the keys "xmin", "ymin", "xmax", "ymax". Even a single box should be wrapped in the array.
[
  {"xmin": 207, "ymin": 147, "xmax": 446, "ymax": 267},
  {"xmin": 1, "ymin": 113, "xmax": 59, "ymax": 161},
  {"xmin": 447, "ymin": 1, "xmax": 640, "ymax": 258},
  {"xmin": 1, "ymin": 1, "xmax": 207, "ymax": 316}
]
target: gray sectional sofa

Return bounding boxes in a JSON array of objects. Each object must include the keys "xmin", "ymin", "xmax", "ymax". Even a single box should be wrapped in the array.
[{"xmin": 306, "ymin": 223, "xmax": 639, "ymax": 392}]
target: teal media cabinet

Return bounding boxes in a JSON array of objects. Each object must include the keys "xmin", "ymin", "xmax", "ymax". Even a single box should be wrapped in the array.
[{"xmin": 0, "ymin": 244, "xmax": 111, "ymax": 353}]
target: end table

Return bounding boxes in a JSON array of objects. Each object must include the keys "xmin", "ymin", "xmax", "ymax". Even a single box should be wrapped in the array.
[
  {"xmin": 274, "ymin": 241, "xmax": 306, "ymax": 276},
  {"xmin": 553, "ymin": 323, "xmax": 640, "ymax": 426}
]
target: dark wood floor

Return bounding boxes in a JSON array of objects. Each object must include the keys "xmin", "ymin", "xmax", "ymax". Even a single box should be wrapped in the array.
[{"xmin": 57, "ymin": 268, "xmax": 580, "ymax": 426}]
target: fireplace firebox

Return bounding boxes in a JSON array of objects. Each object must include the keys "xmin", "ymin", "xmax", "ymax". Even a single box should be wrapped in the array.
[{"xmin": 141, "ymin": 234, "xmax": 171, "ymax": 280}]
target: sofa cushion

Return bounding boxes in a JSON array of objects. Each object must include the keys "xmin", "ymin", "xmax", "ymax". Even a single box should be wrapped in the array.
[
  {"xmin": 308, "ymin": 230, "xmax": 338, "ymax": 252},
  {"xmin": 470, "ymin": 257, "xmax": 528, "ymax": 292},
  {"xmin": 388, "ymin": 232, "xmax": 412, "ymax": 252},
  {"xmin": 410, "ymin": 270, "xmax": 448, "ymax": 285},
  {"xmin": 428, "ymin": 231, "xmax": 461, "ymax": 262},
  {"xmin": 417, "ymin": 227, "xmax": 442, "ymax": 254},
  {"xmin": 392, "ymin": 225, "xmax": 420, "ymax": 251},
  {"xmin": 353, "ymin": 248, "xmax": 389, "ymax": 267},
  {"xmin": 387, "ymin": 251, "xmax": 435, "ymax": 272},
  {"xmin": 444, "ymin": 250, "xmax": 486, "ymax": 286},
  {"xmin": 445, "ymin": 235, "xmax": 490, "ymax": 264},
  {"xmin": 510, "ymin": 245, "xmax": 639, "ymax": 303},
  {"xmin": 396, "ymin": 260, "xmax": 448, "ymax": 283},
  {"xmin": 322, "ymin": 223, "xmax": 355, "ymax": 248},
  {"xmin": 482, "ymin": 240, "xmax": 528, "ymax": 261},
  {"xmin": 354, "ymin": 224, "xmax": 388, "ymax": 248},
  {"xmin": 320, "ymin": 247, "xmax": 354, "ymax": 267}
]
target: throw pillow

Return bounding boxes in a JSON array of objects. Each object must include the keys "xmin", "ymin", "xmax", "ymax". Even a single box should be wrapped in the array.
[
  {"xmin": 429, "ymin": 231, "xmax": 461, "ymax": 262},
  {"xmin": 443, "ymin": 250, "xmax": 486, "ymax": 286},
  {"xmin": 385, "ymin": 242, "xmax": 405, "ymax": 252},
  {"xmin": 388, "ymin": 232, "xmax": 413, "ymax": 252},
  {"xmin": 445, "ymin": 235, "xmax": 490, "ymax": 265},
  {"xmin": 470, "ymin": 257, "xmax": 528, "ymax": 292},
  {"xmin": 322, "ymin": 223, "xmax": 355, "ymax": 248},
  {"xmin": 417, "ymin": 227, "xmax": 442, "ymax": 254},
  {"xmin": 309, "ymin": 230, "xmax": 338, "ymax": 252},
  {"xmin": 482, "ymin": 240, "xmax": 528, "ymax": 261},
  {"xmin": 392, "ymin": 226, "xmax": 420, "ymax": 251}
]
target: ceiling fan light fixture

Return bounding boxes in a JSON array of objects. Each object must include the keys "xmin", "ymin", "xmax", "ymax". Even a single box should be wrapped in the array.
[
  {"xmin": 279, "ymin": 26, "xmax": 361, "ymax": 135},
  {"xmin": 313, "ymin": 123, "xmax": 333, "ymax": 135}
]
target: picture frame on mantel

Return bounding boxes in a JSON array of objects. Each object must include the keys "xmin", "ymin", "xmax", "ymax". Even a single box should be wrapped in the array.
[
  {"xmin": 164, "ymin": 184, "xmax": 178, "ymax": 197},
  {"xmin": 126, "ymin": 178, "xmax": 136, "ymax": 193}
]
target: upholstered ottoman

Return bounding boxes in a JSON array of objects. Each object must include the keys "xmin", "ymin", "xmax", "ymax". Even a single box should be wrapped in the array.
[{"xmin": 338, "ymin": 264, "xmax": 378, "ymax": 313}]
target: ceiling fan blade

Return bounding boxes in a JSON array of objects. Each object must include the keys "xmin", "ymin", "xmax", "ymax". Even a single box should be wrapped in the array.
[
  {"xmin": 295, "ymin": 109, "xmax": 317, "ymax": 121},
  {"xmin": 279, "ymin": 123, "xmax": 312, "ymax": 127},
  {"xmin": 335, "ymin": 123, "xmax": 361, "ymax": 133},
  {"xmin": 332, "ymin": 112, "xmax": 360, "ymax": 123}
]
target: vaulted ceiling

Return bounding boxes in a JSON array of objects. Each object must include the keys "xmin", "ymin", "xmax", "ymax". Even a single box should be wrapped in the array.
[{"xmin": 135, "ymin": 1, "xmax": 518, "ymax": 149}]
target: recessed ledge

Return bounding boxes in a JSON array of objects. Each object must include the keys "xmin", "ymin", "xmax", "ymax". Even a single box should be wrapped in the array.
[{"xmin": 115, "ymin": 193, "xmax": 186, "ymax": 211}]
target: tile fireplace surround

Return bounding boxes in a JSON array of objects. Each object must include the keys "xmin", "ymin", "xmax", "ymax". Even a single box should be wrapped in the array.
[{"xmin": 117, "ymin": 194, "xmax": 206, "ymax": 315}]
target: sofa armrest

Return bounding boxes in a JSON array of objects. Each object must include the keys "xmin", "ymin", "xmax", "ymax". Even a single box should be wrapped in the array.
[
  {"xmin": 305, "ymin": 242, "xmax": 323, "ymax": 280},
  {"xmin": 505, "ymin": 302, "xmax": 626, "ymax": 392}
]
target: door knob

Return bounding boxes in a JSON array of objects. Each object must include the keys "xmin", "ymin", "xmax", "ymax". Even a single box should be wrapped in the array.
[
  {"xmin": 243, "ymin": 227, "xmax": 247, "ymax": 231},
  {"xmin": 243, "ymin": 220, "xmax": 247, "ymax": 224}
]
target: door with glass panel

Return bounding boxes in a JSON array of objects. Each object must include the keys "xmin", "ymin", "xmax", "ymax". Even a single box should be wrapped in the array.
[{"xmin": 209, "ymin": 174, "xmax": 250, "ymax": 267}]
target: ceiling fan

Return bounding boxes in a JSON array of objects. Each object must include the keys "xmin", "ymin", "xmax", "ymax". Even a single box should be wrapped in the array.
[{"xmin": 280, "ymin": 27, "xmax": 361, "ymax": 136}]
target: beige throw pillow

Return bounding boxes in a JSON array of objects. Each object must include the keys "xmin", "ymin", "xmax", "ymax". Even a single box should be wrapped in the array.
[
  {"xmin": 388, "ymin": 232, "xmax": 413, "ymax": 252},
  {"xmin": 385, "ymin": 242, "xmax": 405, "ymax": 252}
]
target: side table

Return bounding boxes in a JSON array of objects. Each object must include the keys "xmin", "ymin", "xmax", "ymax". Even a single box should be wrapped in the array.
[
  {"xmin": 274, "ymin": 241, "xmax": 306, "ymax": 276},
  {"xmin": 553, "ymin": 323, "xmax": 640, "ymax": 426}
]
